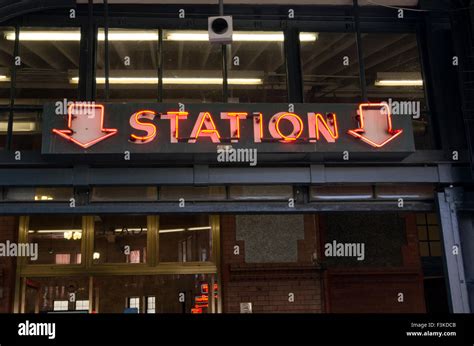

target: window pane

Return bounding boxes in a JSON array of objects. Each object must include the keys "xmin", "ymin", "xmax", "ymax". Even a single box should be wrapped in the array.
[
  {"xmin": 24, "ymin": 276, "xmax": 89, "ymax": 313},
  {"xmin": 417, "ymin": 226, "xmax": 427, "ymax": 241},
  {"xmin": 430, "ymin": 242, "xmax": 442, "ymax": 257},
  {"xmin": 427, "ymin": 213, "xmax": 438, "ymax": 225},
  {"xmin": 27, "ymin": 215, "xmax": 83, "ymax": 265},
  {"xmin": 76, "ymin": 300, "xmax": 89, "ymax": 311},
  {"xmin": 94, "ymin": 274, "xmax": 216, "ymax": 313},
  {"xmin": 416, "ymin": 213, "xmax": 426, "ymax": 225},
  {"xmin": 91, "ymin": 186, "xmax": 157, "ymax": 202},
  {"xmin": 419, "ymin": 242, "xmax": 429, "ymax": 257},
  {"xmin": 6, "ymin": 187, "xmax": 73, "ymax": 201},
  {"xmin": 300, "ymin": 32, "xmax": 361, "ymax": 103},
  {"xmin": 0, "ymin": 27, "xmax": 13, "ymax": 105},
  {"xmin": 428, "ymin": 226, "xmax": 440, "ymax": 241},
  {"xmin": 97, "ymin": 29, "xmax": 159, "ymax": 101},
  {"xmin": 53, "ymin": 300, "xmax": 69, "ymax": 311},
  {"xmin": 0, "ymin": 112, "xmax": 9, "ymax": 149},
  {"xmin": 93, "ymin": 215, "xmax": 147, "ymax": 264},
  {"xmin": 159, "ymin": 215, "xmax": 212, "ymax": 263},
  {"xmin": 362, "ymin": 33, "xmax": 431, "ymax": 149},
  {"xmin": 228, "ymin": 31, "xmax": 287, "ymax": 103},
  {"xmin": 159, "ymin": 186, "xmax": 226, "ymax": 201},
  {"xmin": 9, "ymin": 111, "xmax": 42, "ymax": 150},
  {"xmin": 15, "ymin": 28, "xmax": 80, "ymax": 104},
  {"xmin": 162, "ymin": 30, "xmax": 222, "ymax": 102},
  {"xmin": 229, "ymin": 185, "xmax": 293, "ymax": 201}
]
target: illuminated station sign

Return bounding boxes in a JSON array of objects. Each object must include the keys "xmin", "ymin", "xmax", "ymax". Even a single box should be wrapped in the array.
[{"xmin": 42, "ymin": 102, "xmax": 415, "ymax": 158}]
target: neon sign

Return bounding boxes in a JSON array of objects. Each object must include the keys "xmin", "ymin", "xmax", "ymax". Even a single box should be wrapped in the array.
[
  {"xmin": 52, "ymin": 103, "xmax": 118, "ymax": 149},
  {"xmin": 46, "ymin": 102, "xmax": 414, "ymax": 156}
]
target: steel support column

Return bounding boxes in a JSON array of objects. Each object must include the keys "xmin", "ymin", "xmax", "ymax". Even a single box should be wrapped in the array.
[{"xmin": 436, "ymin": 187, "xmax": 471, "ymax": 313}]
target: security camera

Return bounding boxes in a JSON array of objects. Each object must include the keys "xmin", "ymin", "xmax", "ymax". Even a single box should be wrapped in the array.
[{"xmin": 208, "ymin": 16, "xmax": 233, "ymax": 44}]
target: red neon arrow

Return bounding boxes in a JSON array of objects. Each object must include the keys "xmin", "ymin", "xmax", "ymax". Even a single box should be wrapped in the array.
[
  {"xmin": 347, "ymin": 103, "xmax": 403, "ymax": 148},
  {"xmin": 52, "ymin": 103, "xmax": 118, "ymax": 149}
]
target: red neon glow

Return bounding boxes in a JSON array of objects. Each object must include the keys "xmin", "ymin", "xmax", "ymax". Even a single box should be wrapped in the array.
[
  {"xmin": 253, "ymin": 112, "xmax": 263, "ymax": 143},
  {"xmin": 191, "ymin": 308, "xmax": 203, "ymax": 314},
  {"xmin": 201, "ymin": 283, "xmax": 218, "ymax": 294},
  {"xmin": 129, "ymin": 110, "xmax": 157, "ymax": 143},
  {"xmin": 189, "ymin": 112, "xmax": 221, "ymax": 143},
  {"xmin": 52, "ymin": 103, "xmax": 118, "ymax": 149},
  {"xmin": 161, "ymin": 111, "xmax": 189, "ymax": 143},
  {"xmin": 347, "ymin": 103, "xmax": 403, "ymax": 148},
  {"xmin": 268, "ymin": 112, "xmax": 304, "ymax": 143},
  {"xmin": 221, "ymin": 112, "xmax": 248, "ymax": 142},
  {"xmin": 308, "ymin": 112, "xmax": 339, "ymax": 143}
]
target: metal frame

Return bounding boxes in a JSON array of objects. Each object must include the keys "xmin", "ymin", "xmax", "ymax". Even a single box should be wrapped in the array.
[
  {"xmin": 14, "ymin": 214, "xmax": 221, "ymax": 313},
  {"xmin": 436, "ymin": 188, "xmax": 471, "ymax": 312}
]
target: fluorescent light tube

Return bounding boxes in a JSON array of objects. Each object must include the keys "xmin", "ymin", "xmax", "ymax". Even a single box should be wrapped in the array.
[
  {"xmin": 5, "ymin": 31, "xmax": 81, "ymax": 41},
  {"xmin": 375, "ymin": 79, "xmax": 423, "ymax": 87},
  {"xmin": 5, "ymin": 31, "xmax": 157, "ymax": 41},
  {"xmin": 166, "ymin": 31, "xmax": 317, "ymax": 42},
  {"xmin": 187, "ymin": 226, "xmax": 212, "ymax": 231},
  {"xmin": 35, "ymin": 229, "xmax": 82, "ymax": 234},
  {"xmin": 70, "ymin": 77, "xmax": 263, "ymax": 85},
  {"xmin": 6, "ymin": 30, "xmax": 317, "ymax": 42},
  {"xmin": 159, "ymin": 228, "xmax": 186, "ymax": 234},
  {"xmin": 0, "ymin": 75, "xmax": 10, "ymax": 82}
]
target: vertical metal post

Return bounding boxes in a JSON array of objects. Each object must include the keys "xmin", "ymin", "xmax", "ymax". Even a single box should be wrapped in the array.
[
  {"xmin": 353, "ymin": 0, "xmax": 368, "ymax": 102},
  {"xmin": 284, "ymin": 27, "xmax": 303, "ymax": 103},
  {"xmin": 104, "ymin": 0, "xmax": 110, "ymax": 100},
  {"xmin": 219, "ymin": 0, "xmax": 228, "ymax": 102},
  {"xmin": 436, "ymin": 188, "xmax": 471, "ymax": 313},
  {"xmin": 158, "ymin": 28, "xmax": 163, "ymax": 102},
  {"xmin": 7, "ymin": 24, "xmax": 19, "ymax": 150}
]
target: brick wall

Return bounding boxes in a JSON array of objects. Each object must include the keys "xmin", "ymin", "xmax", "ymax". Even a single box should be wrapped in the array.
[
  {"xmin": 323, "ymin": 213, "xmax": 426, "ymax": 313},
  {"xmin": 0, "ymin": 216, "xmax": 19, "ymax": 313},
  {"xmin": 220, "ymin": 215, "xmax": 323, "ymax": 313}
]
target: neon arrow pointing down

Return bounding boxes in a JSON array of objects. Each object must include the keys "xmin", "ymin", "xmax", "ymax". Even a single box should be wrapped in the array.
[
  {"xmin": 52, "ymin": 104, "xmax": 118, "ymax": 149},
  {"xmin": 347, "ymin": 103, "xmax": 403, "ymax": 148}
]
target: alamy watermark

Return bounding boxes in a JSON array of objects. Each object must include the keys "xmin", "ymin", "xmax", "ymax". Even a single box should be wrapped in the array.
[
  {"xmin": 55, "ymin": 98, "xmax": 96, "ymax": 116},
  {"xmin": 0, "ymin": 241, "xmax": 38, "ymax": 261},
  {"xmin": 324, "ymin": 240, "xmax": 365, "ymax": 261},
  {"xmin": 18, "ymin": 320, "xmax": 55, "ymax": 340},
  {"xmin": 217, "ymin": 146, "xmax": 258, "ymax": 166},
  {"xmin": 381, "ymin": 98, "xmax": 421, "ymax": 119}
]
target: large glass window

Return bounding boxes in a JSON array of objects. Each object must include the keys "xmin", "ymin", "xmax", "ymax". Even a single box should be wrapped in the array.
[
  {"xmin": 93, "ymin": 214, "xmax": 148, "ymax": 264},
  {"xmin": 228, "ymin": 31, "xmax": 287, "ymax": 103},
  {"xmin": 14, "ymin": 28, "xmax": 80, "ymax": 104},
  {"xmin": 362, "ymin": 33, "xmax": 431, "ymax": 149},
  {"xmin": 19, "ymin": 215, "xmax": 220, "ymax": 313},
  {"xmin": 24, "ymin": 276, "xmax": 89, "ymax": 313},
  {"xmin": 97, "ymin": 28, "xmax": 159, "ymax": 101},
  {"xmin": 94, "ymin": 274, "xmax": 217, "ymax": 313},
  {"xmin": 300, "ymin": 32, "xmax": 361, "ymax": 103},
  {"xmin": 27, "ymin": 215, "xmax": 83, "ymax": 265},
  {"xmin": 159, "ymin": 215, "xmax": 212, "ymax": 263},
  {"xmin": 162, "ymin": 30, "xmax": 223, "ymax": 102},
  {"xmin": 417, "ymin": 213, "xmax": 442, "ymax": 257}
]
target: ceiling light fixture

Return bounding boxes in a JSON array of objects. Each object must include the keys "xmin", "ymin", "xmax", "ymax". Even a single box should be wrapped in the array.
[
  {"xmin": 70, "ymin": 77, "xmax": 263, "ymax": 85},
  {"xmin": 375, "ymin": 72, "xmax": 423, "ymax": 87},
  {"xmin": 375, "ymin": 79, "xmax": 423, "ymax": 87},
  {"xmin": 5, "ymin": 30, "xmax": 317, "ymax": 42}
]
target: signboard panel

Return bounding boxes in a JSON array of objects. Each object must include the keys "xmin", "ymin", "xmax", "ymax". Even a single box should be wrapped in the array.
[{"xmin": 42, "ymin": 102, "xmax": 415, "ymax": 159}]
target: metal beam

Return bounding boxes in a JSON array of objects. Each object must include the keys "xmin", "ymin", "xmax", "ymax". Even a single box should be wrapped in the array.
[
  {"xmin": 0, "ymin": 201, "xmax": 433, "ymax": 215},
  {"xmin": 0, "ymin": 164, "xmax": 469, "ymax": 186},
  {"xmin": 436, "ymin": 188, "xmax": 471, "ymax": 313}
]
